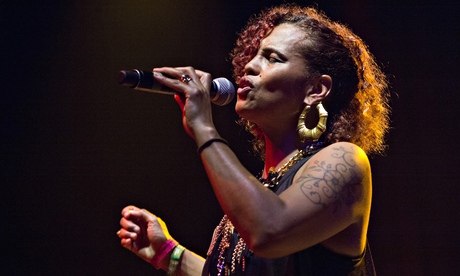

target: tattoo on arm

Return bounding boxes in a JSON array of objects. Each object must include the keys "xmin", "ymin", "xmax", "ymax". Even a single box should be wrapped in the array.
[{"xmin": 298, "ymin": 146, "xmax": 363, "ymax": 213}]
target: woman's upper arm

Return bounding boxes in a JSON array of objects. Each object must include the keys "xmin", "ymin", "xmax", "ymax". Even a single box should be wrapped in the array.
[{"xmin": 251, "ymin": 142, "xmax": 371, "ymax": 257}]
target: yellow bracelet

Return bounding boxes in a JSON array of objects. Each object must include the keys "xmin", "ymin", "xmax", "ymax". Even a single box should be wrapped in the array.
[{"xmin": 167, "ymin": 245, "xmax": 186, "ymax": 276}]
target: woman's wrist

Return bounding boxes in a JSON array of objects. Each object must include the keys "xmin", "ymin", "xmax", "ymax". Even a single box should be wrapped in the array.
[
  {"xmin": 150, "ymin": 239, "xmax": 177, "ymax": 269},
  {"xmin": 167, "ymin": 245, "xmax": 186, "ymax": 276},
  {"xmin": 194, "ymin": 126, "xmax": 220, "ymax": 147},
  {"xmin": 197, "ymin": 138, "xmax": 229, "ymax": 154}
]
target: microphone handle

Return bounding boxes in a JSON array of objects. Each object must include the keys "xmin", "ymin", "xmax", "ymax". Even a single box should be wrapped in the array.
[{"xmin": 118, "ymin": 69, "xmax": 217, "ymax": 97}]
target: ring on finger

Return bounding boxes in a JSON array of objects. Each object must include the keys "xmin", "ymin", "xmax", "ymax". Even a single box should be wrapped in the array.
[{"xmin": 180, "ymin": 74, "xmax": 192, "ymax": 84}]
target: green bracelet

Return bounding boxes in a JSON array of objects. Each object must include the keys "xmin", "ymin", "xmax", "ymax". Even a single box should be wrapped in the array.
[{"xmin": 167, "ymin": 244, "xmax": 186, "ymax": 276}]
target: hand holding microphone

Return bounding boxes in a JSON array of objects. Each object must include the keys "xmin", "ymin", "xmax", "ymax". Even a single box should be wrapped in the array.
[{"xmin": 118, "ymin": 69, "xmax": 235, "ymax": 106}]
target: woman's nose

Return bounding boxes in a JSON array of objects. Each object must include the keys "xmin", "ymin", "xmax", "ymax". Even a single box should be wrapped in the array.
[{"xmin": 243, "ymin": 57, "xmax": 259, "ymax": 76}]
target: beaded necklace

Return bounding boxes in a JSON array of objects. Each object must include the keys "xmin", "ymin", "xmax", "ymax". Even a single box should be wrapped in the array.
[
  {"xmin": 259, "ymin": 141, "xmax": 327, "ymax": 190},
  {"xmin": 208, "ymin": 142, "xmax": 326, "ymax": 276}
]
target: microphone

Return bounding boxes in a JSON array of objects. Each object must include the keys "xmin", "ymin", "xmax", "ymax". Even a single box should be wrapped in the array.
[{"xmin": 118, "ymin": 69, "xmax": 235, "ymax": 106}]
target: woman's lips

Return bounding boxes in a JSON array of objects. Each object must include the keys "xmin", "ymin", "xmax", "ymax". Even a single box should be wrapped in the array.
[
  {"xmin": 237, "ymin": 77, "xmax": 253, "ymax": 98},
  {"xmin": 237, "ymin": 86, "xmax": 252, "ymax": 98}
]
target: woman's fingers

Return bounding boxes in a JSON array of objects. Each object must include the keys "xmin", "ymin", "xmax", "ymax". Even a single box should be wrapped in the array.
[
  {"xmin": 117, "ymin": 228, "xmax": 136, "ymax": 251},
  {"xmin": 121, "ymin": 205, "xmax": 139, "ymax": 216},
  {"xmin": 153, "ymin": 66, "xmax": 211, "ymax": 92},
  {"xmin": 117, "ymin": 228, "xmax": 137, "ymax": 240},
  {"xmin": 119, "ymin": 216, "xmax": 140, "ymax": 233}
]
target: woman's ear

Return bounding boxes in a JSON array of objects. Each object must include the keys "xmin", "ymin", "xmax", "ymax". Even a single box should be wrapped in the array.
[{"xmin": 304, "ymin": 75, "xmax": 332, "ymax": 105}]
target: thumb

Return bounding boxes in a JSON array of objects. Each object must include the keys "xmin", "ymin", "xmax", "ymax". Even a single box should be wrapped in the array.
[
  {"xmin": 146, "ymin": 215, "xmax": 176, "ymax": 249},
  {"xmin": 157, "ymin": 217, "xmax": 174, "ymax": 241}
]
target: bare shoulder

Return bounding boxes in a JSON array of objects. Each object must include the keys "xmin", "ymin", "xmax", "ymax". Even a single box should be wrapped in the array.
[
  {"xmin": 302, "ymin": 142, "xmax": 370, "ymax": 179},
  {"xmin": 295, "ymin": 142, "xmax": 371, "ymax": 213},
  {"xmin": 316, "ymin": 142, "xmax": 369, "ymax": 171}
]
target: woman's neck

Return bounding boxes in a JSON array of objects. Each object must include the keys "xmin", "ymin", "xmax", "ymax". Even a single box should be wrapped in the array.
[{"xmin": 262, "ymin": 133, "xmax": 299, "ymax": 178}]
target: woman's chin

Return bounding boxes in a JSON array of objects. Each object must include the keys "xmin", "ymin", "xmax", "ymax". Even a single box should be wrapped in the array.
[{"xmin": 235, "ymin": 101, "xmax": 250, "ymax": 117}]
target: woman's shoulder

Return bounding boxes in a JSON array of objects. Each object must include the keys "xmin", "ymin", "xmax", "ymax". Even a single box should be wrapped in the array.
[
  {"xmin": 311, "ymin": 142, "xmax": 370, "ymax": 172},
  {"xmin": 297, "ymin": 141, "xmax": 372, "ymax": 195},
  {"xmin": 322, "ymin": 141, "xmax": 367, "ymax": 154}
]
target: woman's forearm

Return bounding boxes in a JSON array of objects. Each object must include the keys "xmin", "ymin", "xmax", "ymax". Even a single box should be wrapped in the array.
[{"xmin": 177, "ymin": 250, "xmax": 205, "ymax": 276}]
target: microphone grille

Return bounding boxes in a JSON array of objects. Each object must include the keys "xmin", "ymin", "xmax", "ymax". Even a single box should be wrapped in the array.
[{"xmin": 212, "ymin": 78, "xmax": 235, "ymax": 106}]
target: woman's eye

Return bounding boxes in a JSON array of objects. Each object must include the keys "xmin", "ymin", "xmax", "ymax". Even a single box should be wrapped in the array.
[{"xmin": 268, "ymin": 56, "xmax": 279, "ymax": 63}]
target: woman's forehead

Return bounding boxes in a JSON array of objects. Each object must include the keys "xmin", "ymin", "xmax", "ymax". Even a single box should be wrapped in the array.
[{"xmin": 260, "ymin": 24, "xmax": 305, "ymax": 51}]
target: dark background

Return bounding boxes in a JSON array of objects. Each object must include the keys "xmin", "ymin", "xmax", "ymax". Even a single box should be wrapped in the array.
[{"xmin": 2, "ymin": 0, "xmax": 459, "ymax": 275}]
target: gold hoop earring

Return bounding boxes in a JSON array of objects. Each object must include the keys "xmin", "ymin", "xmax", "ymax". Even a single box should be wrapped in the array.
[{"xmin": 297, "ymin": 102, "xmax": 328, "ymax": 143}]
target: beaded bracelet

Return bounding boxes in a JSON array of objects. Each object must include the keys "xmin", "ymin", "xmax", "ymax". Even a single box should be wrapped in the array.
[
  {"xmin": 197, "ymin": 138, "xmax": 229, "ymax": 154},
  {"xmin": 150, "ymin": 239, "xmax": 177, "ymax": 269},
  {"xmin": 167, "ymin": 245, "xmax": 186, "ymax": 276}
]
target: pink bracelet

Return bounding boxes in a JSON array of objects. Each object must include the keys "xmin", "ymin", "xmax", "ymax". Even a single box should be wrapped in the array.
[{"xmin": 150, "ymin": 239, "xmax": 177, "ymax": 269}]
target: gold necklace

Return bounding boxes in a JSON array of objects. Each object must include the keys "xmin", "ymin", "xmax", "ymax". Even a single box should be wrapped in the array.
[{"xmin": 259, "ymin": 141, "xmax": 326, "ymax": 189}]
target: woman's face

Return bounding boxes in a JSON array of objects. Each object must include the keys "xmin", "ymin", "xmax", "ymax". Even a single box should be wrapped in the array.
[{"xmin": 235, "ymin": 23, "xmax": 313, "ymax": 128}]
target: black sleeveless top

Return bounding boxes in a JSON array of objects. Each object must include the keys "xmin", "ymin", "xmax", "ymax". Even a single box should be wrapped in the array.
[{"xmin": 202, "ymin": 152, "xmax": 376, "ymax": 275}]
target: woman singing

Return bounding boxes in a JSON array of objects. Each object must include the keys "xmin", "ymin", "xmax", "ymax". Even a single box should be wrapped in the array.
[{"xmin": 117, "ymin": 4, "xmax": 390, "ymax": 275}]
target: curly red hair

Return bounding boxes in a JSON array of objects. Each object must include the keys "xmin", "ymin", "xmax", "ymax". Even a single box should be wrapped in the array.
[{"xmin": 231, "ymin": 4, "xmax": 390, "ymax": 155}]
